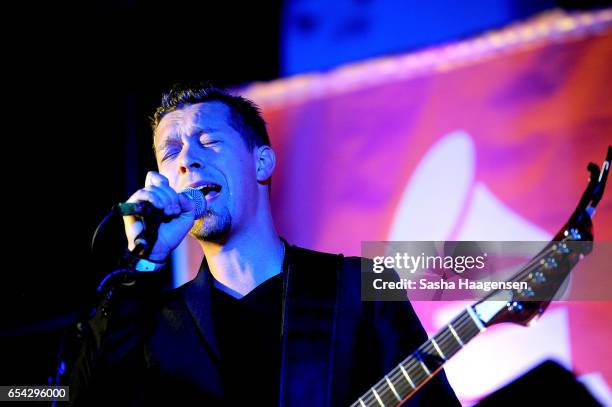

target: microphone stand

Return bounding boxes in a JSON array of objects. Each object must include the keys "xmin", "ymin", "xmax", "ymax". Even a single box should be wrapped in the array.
[{"xmin": 47, "ymin": 204, "xmax": 167, "ymax": 399}]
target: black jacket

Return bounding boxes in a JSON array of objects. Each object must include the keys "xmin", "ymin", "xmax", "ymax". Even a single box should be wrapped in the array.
[{"xmin": 66, "ymin": 242, "xmax": 459, "ymax": 406}]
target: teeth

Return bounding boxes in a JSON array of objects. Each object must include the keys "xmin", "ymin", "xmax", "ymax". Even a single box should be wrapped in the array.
[{"xmin": 197, "ymin": 184, "xmax": 221, "ymax": 195}]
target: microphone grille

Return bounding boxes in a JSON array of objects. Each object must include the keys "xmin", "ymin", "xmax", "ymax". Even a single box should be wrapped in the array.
[{"xmin": 181, "ymin": 187, "xmax": 206, "ymax": 218}]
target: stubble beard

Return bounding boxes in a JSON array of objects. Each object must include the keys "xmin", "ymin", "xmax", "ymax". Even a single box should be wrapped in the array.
[{"xmin": 189, "ymin": 207, "xmax": 232, "ymax": 242}]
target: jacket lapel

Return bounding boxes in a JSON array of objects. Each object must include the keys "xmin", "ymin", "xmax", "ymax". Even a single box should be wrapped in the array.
[{"xmin": 280, "ymin": 245, "xmax": 343, "ymax": 407}]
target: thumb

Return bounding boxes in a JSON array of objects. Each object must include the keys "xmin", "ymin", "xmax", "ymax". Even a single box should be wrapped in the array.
[{"xmin": 178, "ymin": 193, "xmax": 198, "ymax": 215}]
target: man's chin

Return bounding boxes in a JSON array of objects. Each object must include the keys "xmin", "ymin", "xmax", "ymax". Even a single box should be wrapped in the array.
[{"xmin": 189, "ymin": 210, "xmax": 232, "ymax": 242}]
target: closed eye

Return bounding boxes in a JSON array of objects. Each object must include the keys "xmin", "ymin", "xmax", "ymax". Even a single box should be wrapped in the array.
[
  {"xmin": 200, "ymin": 139, "xmax": 222, "ymax": 150},
  {"xmin": 160, "ymin": 149, "xmax": 180, "ymax": 162},
  {"xmin": 157, "ymin": 138, "xmax": 182, "ymax": 162}
]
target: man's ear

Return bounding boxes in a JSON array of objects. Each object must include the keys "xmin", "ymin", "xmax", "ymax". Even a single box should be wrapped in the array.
[{"xmin": 255, "ymin": 145, "xmax": 276, "ymax": 182}]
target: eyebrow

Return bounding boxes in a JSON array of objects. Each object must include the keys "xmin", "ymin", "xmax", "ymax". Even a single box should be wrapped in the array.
[
  {"xmin": 194, "ymin": 125, "xmax": 220, "ymax": 134},
  {"xmin": 155, "ymin": 126, "xmax": 221, "ymax": 152},
  {"xmin": 156, "ymin": 136, "xmax": 181, "ymax": 153}
]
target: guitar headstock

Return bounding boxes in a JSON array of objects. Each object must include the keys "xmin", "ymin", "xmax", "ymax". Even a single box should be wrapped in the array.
[{"xmin": 474, "ymin": 147, "xmax": 609, "ymax": 328}]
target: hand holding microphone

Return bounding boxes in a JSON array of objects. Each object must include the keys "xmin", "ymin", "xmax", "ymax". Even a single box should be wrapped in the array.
[{"xmin": 121, "ymin": 171, "xmax": 206, "ymax": 262}]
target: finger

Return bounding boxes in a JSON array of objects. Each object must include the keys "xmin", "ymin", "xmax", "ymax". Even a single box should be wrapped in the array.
[
  {"xmin": 146, "ymin": 173, "xmax": 180, "ymax": 214},
  {"xmin": 123, "ymin": 214, "xmax": 140, "ymax": 228},
  {"xmin": 151, "ymin": 185, "xmax": 180, "ymax": 215},
  {"xmin": 125, "ymin": 220, "xmax": 144, "ymax": 244},
  {"xmin": 144, "ymin": 187, "xmax": 179, "ymax": 216},
  {"xmin": 144, "ymin": 171, "xmax": 170, "ymax": 188},
  {"xmin": 122, "ymin": 216, "xmax": 144, "ymax": 250},
  {"xmin": 126, "ymin": 189, "xmax": 165, "ymax": 210}
]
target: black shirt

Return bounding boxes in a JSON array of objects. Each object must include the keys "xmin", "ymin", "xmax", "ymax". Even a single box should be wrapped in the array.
[{"xmin": 211, "ymin": 273, "xmax": 284, "ymax": 405}]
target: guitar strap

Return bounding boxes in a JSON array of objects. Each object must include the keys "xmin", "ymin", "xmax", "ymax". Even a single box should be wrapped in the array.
[{"xmin": 279, "ymin": 246, "xmax": 344, "ymax": 407}]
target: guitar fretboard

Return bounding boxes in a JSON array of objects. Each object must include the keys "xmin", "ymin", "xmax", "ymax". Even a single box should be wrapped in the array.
[{"xmin": 352, "ymin": 307, "xmax": 485, "ymax": 407}]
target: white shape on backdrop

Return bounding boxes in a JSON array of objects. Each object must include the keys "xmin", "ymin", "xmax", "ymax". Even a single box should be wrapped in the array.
[
  {"xmin": 457, "ymin": 183, "xmax": 550, "ymax": 241},
  {"xmin": 388, "ymin": 130, "xmax": 475, "ymax": 241},
  {"xmin": 578, "ymin": 373, "xmax": 612, "ymax": 406}
]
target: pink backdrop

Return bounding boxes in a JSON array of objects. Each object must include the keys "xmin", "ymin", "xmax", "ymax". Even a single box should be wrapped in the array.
[{"xmin": 177, "ymin": 9, "xmax": 612, "ymax": 405}]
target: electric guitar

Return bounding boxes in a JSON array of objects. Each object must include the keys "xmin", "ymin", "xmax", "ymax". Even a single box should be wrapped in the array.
[{"xmin": 351, "ymin": 147, "xmax": 611, "ymax": 407}]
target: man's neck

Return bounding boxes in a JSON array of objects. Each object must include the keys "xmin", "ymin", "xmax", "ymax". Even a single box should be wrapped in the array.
[{"xmin": 199, "ymin": 226, "xmax": 284, "ymax": 299}]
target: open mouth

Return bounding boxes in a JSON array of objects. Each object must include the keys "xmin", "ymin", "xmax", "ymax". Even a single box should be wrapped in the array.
[{"xmin": 197, "ymin": 183, "xmax": 222, "ymax": 200}]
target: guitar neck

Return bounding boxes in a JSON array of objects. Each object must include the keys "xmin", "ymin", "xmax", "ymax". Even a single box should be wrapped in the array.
[{"xmin": 352, "ymin": 307, "xmax": 485, "ymax": 407}]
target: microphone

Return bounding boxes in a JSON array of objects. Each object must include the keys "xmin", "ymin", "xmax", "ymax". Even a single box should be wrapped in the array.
[
  {"xmin": 116, "ymin": 187, "xmax": 206, "ymax": 257},
  {"xmin": 116, "ymin": 187, "xmax": 206, "ymax": 220}
]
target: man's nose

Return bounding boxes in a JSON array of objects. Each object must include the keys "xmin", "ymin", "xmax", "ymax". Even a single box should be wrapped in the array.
[{"xmin": 179, "ymin": 144, "xmax": 203, "ymax": 174}]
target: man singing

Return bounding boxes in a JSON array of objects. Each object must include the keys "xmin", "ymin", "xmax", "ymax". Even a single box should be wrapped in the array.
[{"xmin": 66, "ymin": 83, "xmax": 459, "ymax": 406}]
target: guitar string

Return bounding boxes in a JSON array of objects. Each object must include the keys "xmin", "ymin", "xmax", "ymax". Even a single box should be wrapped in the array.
[
  {"xmin": 358, "ymin": 311, "xmax": 476, "ymax": 406},
  {"xmin": 358, "ymin": 313, "xmax": 475, "ymax": 407},
  {"xmin": 378, "ymin": 315, "xmax": 475, "ymax": 403},
  {"xmin": 394, "ymin": 313, "xmax": 474, "ymax": 398}
]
